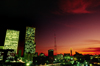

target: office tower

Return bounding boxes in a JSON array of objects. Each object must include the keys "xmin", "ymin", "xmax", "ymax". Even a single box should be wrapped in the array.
[
  {"xmin": 48, "ymin": 49, "xmax": 54, "ymax": 57},
  {"xmin": 24, "ymin": 27, "xmax": 36, "ymax": 61},
  {"xmin": 3, "ymin": 29, "xmax": 19, "ymax": 60},
  {"xmin": 24, "ymin": 27, "xmax": 36, "ymax": 53},
  {"xmin": 4, "ymin": 29, "xmax": 20, "ymax": 53}
]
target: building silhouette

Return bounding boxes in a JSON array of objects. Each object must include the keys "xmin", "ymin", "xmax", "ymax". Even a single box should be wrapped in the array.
[
  {"xmin": 48, "ymin": 49, "xmax": 54, "ymax": 57},
  {"xmin": 48, "ymin": 49, "xmax": 54, "ymax": 64}
]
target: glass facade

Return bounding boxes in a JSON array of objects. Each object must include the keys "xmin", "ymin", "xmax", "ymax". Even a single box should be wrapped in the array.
[
  {"xmin": 4, "ymin": 29, "xmax": 20, "ymax": 53},
  {"xmin": 24, "ymin": 27, "xmax": 36, "ymax": 53}
]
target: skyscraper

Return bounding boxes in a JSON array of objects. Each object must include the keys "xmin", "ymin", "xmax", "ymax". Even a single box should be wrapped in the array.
[
  {"xmin": 24, "ymin": 27, "xmax": 36, "ymax": 61},
  {"xmin": 4, "ymin": 29, "xmax": 20, "ymax": 53},
  {"xmin": 3, "ymin": 29, "xmax": 20, "ymax": 60}
]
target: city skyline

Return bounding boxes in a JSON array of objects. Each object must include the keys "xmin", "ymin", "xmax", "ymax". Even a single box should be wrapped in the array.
[{"xmin": 0, "ymin": 0, "xmax": 100, "ymax": 56}]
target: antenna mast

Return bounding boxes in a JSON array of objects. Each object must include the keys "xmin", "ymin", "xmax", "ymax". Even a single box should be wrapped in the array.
[{"xmin": 54, "ymin": 34, "xmax": 57, "ymax": 55}]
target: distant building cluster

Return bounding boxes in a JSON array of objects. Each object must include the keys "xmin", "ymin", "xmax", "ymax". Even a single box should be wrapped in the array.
[{"xmin": 32, "ymin": 50, "xmax": 100, "ymax": 66}]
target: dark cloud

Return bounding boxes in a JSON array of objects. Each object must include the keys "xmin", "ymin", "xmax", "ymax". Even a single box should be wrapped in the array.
[
  {"xmin": 1, "ymin": 0, "xmax": 100, "ymax": 15},
  {"xmin": 52, "ymin": 0, "xmax": 100, "ymax": 14},
  {"xmin": 0, "ymin": 0, "xmax": 58, "ymax": 16}
]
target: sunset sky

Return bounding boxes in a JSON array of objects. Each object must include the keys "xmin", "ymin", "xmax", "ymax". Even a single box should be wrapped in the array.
[{"xmin": 0, "ymin": 0, "xmax": 100, "ymax": 56}]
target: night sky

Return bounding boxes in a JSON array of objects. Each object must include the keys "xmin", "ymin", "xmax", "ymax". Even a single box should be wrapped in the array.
[{"xmin": 0, "ymin": 0, "xmax": 100, "ymax": 56}]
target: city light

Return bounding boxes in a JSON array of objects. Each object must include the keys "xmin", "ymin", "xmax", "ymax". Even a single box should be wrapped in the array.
[
  {"xmin": 0, "ymin": 27, "xmax": 100, "ymax": 66},
  {"xmin": 26, "ymin": 63, "xmax": 30, "ymax": 66}
]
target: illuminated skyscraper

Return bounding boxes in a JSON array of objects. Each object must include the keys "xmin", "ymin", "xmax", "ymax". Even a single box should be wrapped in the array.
[
  {"xmin": 24, "ymin": 27, "xmax": 36, "ymax": 53},
  {"xmin": 24, "ymin": 27, "xmax": 36, "ymax": 61},
  {"xmin": 4, "ymin": 29, "xmax": 20, "ymax": 53}
]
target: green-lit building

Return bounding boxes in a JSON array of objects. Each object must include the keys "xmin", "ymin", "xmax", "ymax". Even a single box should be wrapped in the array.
[
  {"xmin": 24, "ymin": 27, "xmax": 36, "ymax": 61},
  {"xmin": 2, "ymin": 29, "xmax": 20, "ymax": 60},
  {"xmin": 4, "ymin": 29, "xmax": 20, "ymax": 53}
]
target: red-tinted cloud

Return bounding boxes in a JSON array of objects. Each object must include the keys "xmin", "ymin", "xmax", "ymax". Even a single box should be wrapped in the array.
[
  {"xmin": 53, "ymin": 0, "xmax": 100, "ymax": 14},
  {"xmin": 85, "ymin": 40, "xmax": 100, "ymax": 44},
  {"xmin": 81, "ymin": 47, "xmax": 100, "ymax": 52}
]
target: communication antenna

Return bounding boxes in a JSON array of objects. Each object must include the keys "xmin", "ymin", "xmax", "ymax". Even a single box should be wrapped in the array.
[{"xmin": 54, "ymin": 33, "xmax": 57, "ymax": 55}]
